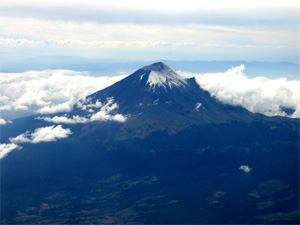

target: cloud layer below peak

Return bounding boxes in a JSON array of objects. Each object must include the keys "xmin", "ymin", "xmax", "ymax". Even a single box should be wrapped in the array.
[
  {"xmin": 189, "ymin": 65, "xmax": 300, "ymax": 118},
  {"xmin": 0, "ymin": 70, "xmax": 126, "ymax": 119},
  {"xmin": 0, "ymin": 66, "xmax": 299, "ymax": 121}
]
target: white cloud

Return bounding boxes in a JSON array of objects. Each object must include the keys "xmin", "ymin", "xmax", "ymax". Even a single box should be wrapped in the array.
[
  {"xmin": 10, "ymin": 125, "xmax": 72, "ymax": 144},
  {"xmin": 0, "ymin": 70, "xmax": 126, "ymax": 117},
  {"xmin": 38, "ymin": 115, "xmax": 89, "ymax": 124},
  {"xmin": 0, "ymin": 118, "xmax": 12, "ymax": 125},
  {"xmin": 1, "ymin": 1, "xmax": 298, "ymax": 25},
  {"xmin": 90, "ymin": 111, "xmax": 127, "ymax": 123},
  {"xmin": 77, "ymin": 99, "xmax": 103, "ymax": 110},
  {"xmin": 38, "ymin": 98, "xmax": 127, "ymax": 124},
  {"xmin": 0, "ymin": 143, "xmax": 22, "ymax": 159},
  {"xmin": 1, "ymin": 66, "xmax": 299, "ymax": 121},
  {"xmin": 186, "ymin": 65, "xmax": 300, "ymax": 118},
  {"xmin": 0, "ymin": 118, "xmax": 7, "ymax": 125},
  {"xmin": 2, "ymin": 0, "xmax": 298, "ymax": 11},
  {"xmin": 0, "ymin": 38, "xmax": 44, "ymax": 47},
  {"xmin": 35, "ymin": 102, "xmax": 72, "ymax": 114},
  {"xmin": 0, "ymin": 0, "xmax": 298, "ymax": 62},
  {"xmin": 1, "ymin": 38, "xmax": 293, "ymax": 50},
  {"xmin": 1, "ymin": 125, "xmax": 72, "ymax": 159},
  {"xmin": 239, "ymin": 165, "xmax": 252, "ymax": 173},
  {"xmin": 9, "ymin": 131, "xmax": 31, "ymax": 143},
  {"xmin": 111, "ymin": 114, "xmax": 127, "ymax": 123},
  {"xmin": 85, "ymin": 97, "xmax": 127, "ymax": 122}
]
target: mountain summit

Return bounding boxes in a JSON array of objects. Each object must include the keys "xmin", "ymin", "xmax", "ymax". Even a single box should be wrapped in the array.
[
  {"xmin": 140, "ymin": 62, "xmax": 187, "ymax": 89},
  {"xmin": 74, "ymin": 62, "xmax": 263, "ymax": 139}
]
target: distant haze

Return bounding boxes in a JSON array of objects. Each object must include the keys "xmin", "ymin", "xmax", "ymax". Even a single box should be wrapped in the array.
[
  {"xmin": 1, "ymin": 57, "xmax": 299, "ymax": 80},
  {"xmin": 0, "ymin": 0, "xmax": 298, "ymax": 62}
]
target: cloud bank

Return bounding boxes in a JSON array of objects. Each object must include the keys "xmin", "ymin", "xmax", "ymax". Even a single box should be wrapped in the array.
[
  {"xmin": 180, "ymin": 65, "xmax": 300, "ymax": 118},
  {"xmin": 1, "ymin": 0, "xmax": 298, "ymax": 64},
  {"xmin": 1, "ymin": 66, "xmax": 299, "ymax": 121},
  {"xmin": 0, "ymin": 70, "xmax": 126, "ymax": 118}
]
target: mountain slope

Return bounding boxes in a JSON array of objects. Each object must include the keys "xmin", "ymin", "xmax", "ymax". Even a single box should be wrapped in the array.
[
  {"xmin": 1, "ymin": 62, "xmax": 299, "ymax": 224},
  {"xmin": 72, "ymin": 62, "xmax": 267, "ymax": 139}
]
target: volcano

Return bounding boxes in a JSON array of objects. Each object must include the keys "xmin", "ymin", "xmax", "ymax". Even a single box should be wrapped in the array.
[
  {"xmin": 1, "ymin": 62, "xmax": 299, "ymax": 224},
  {"xmin": 72, "ymin": 62, "xmax": 264, "ymax": 139}
]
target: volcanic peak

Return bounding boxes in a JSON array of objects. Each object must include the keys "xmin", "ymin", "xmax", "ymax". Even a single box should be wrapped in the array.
[{"xmin": 141, "ymin": 62, "xmax": 187, "ymax": 88}]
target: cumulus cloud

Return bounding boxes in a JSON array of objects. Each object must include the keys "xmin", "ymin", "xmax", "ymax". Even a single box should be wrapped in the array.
[
  {"xmin": 0, "ymin": 143, "xmax": 22, "ymax": 159},
  {"xmin": 0, "ymin": 70, "xmax": 126, "ymax": 118},
  {"xmin": 78, "ymin": 97, "xmax": 127, "ymax": 122},
  {"xmin": 10, "ymin": 125, "xmax": 72, "ymax": 144},
  {"xmin": 90, "ymin": 111, "xmax": 127, "ymax": 123},
  {"xmin": 181, "ymin": 65, "xmax": 300, "ymax": 118},
  {"xmin": 239, "ymin": 165, "xmax": 252, "ymax": 173}
]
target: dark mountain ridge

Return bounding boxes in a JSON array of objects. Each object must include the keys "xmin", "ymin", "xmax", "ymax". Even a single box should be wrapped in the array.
[{"xmin": 1, "ymin": 62, "xmax": 299, "ymax": 224}]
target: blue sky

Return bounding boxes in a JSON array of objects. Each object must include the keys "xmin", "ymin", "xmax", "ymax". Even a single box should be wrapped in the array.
[{"xmin": 0, "ymin": 0, "xmax": 299, "ymax": 62}]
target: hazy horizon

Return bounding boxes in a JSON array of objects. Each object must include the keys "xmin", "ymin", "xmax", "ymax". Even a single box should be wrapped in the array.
[{"xmin": 1, "ymin": 0, "xmax": 299, "ymax": 63}]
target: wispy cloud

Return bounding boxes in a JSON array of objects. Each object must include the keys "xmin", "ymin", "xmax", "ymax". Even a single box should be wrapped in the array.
[
  {"xmin": 1, "ymin": 38, "xmax": 292, "ymax": 50},
  {"xmin": 0, "ymin": 0, "xmax": 298, "ymax": 62},
  {"xmin": 1, "ymin": 1, "xmax": 298, "ymax": 27}
]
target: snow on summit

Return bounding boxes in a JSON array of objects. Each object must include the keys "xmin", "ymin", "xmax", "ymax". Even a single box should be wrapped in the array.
[{"xmin": 142, "ymin": 62, "xmax": 187, "ymax": 88}]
